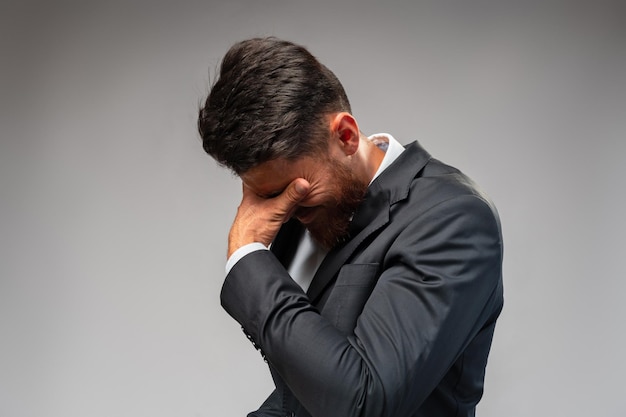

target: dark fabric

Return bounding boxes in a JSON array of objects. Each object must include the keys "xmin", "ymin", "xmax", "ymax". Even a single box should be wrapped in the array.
[{"xmin": 221, "ymin": 141, "xmax": 504, "ymax": 417}]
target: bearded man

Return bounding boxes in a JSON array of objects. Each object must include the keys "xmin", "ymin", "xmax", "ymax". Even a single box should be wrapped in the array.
[{"xmin": 198, "ymin": 37, "xmax": 504, "ymax": 417}]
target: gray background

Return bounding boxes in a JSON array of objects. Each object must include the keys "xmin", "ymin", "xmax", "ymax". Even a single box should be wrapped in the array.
[{"xmin": 1, "ymin": 1, "xmax": 625, "ymax": 416}]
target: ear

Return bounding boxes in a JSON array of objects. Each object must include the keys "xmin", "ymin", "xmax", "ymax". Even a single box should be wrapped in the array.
[{"xmin": 330, "ymin": 112, "xmax": 360, "ymax": 156}]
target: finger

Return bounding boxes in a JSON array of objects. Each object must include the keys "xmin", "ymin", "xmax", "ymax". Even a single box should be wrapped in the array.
[
  {"xmin": 283, "ymin": 178, "xmax": 310, "ymax": 204},
  {"xmin": 275, "ymin": 178, "xmax": 309, "ymax": 216},
  {"xmin": 277, "ymin": 179, "xmax": 309, "ymax": 222},
  {"xmin": 276, "ymin": 178, "xmax": 309, "ymax": 222}
]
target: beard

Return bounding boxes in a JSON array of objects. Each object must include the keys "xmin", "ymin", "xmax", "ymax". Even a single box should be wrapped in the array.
[{"xmin": 298, "ymin": 162, "xmax": 369, "ymax": 250}]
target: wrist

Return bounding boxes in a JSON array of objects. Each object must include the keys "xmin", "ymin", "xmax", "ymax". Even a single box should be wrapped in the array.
[
  {"xmin": 228, "ymin": 225, "xmax": 274, "ymax": 258},
  {"xmin": 226, "ymin": 242, "xmax": 268, "ymax": 273}
]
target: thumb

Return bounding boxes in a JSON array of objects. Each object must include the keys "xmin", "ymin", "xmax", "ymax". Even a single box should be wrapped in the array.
[
  {"xmin": 282, "ymin": 178, "xmax": 311, "ymax": 205},
  {"xmin": 278, "ymin": 178, "xmax": 310, "ymax": 222}
]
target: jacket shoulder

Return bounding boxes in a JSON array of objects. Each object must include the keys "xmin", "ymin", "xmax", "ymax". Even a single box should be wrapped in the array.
[{"xmin": 413, "ymin": 157, "xmax": 498, "ymax": 214}]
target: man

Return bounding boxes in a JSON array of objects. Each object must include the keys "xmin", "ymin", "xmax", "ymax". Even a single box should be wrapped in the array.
[{"xmin": 198, "ymin": 37, "xmax": 503, "ymax": 417}]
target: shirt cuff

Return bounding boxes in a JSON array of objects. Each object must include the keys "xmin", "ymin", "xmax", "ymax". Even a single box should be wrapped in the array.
[{"xmin": 225, "ymin": 242, "xmax": 269, "ymax": 274}]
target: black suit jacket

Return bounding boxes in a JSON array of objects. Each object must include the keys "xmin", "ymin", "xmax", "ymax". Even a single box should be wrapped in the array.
[{"xmin": 221, "ymin": 141, "xmax": 504, "ymax": 417}]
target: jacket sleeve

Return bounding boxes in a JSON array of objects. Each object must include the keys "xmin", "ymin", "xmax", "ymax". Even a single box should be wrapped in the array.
[{"xmin": 221, "ymin": 194, "xmax": 503, "ymax": 417}]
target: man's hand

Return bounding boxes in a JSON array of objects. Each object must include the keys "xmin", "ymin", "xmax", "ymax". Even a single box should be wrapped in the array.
[{"xmin": 227, "ymin": 178, "xmax": 311, "ymax": 258}]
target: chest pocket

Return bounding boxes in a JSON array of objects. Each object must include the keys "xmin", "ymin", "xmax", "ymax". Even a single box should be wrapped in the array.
[{"xmin": 321, "ymin": 263, "xmax": 380, "ymax": 336}]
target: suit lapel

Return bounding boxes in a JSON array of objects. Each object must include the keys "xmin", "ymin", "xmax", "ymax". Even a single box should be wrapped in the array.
[
  {"xmin": 306, "ymin": 183, "xmax": 390, "ymax": 303},
  {"xmin": 306, "ymin": 141, "xmax": 432, "ymax": 303}
]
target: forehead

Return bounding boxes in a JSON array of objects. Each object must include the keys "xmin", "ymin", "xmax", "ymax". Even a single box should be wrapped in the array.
[{"xmin": 240, "ymin": 156, "xmax": 323, "ymax": 197}]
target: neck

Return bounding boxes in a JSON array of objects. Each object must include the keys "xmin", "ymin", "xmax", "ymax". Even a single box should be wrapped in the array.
[{"xmin": 356, "ymin": 133, "xmax": 386, "ymax": 184}]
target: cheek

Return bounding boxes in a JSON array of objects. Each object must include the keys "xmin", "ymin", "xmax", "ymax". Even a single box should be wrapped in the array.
[
  {"xmin": 299, "ymin": 194, "xmax": 323, "ymax": 207},
  {"xmin": 300, "ymin": 187, "xmax": 340, "ymax": 207},
  {"xmin": 300, "ymin": 168, "xmax": 343, "ymax": 206}
]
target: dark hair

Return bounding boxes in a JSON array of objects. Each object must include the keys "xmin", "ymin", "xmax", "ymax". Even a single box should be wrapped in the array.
[{"xmin": 198, "ymin": 37, "xmax": 351, "ymax": 174}]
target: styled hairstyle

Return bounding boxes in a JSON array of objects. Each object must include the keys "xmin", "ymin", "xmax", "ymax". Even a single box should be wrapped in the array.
[{"xmin": 198, "ymin": 37, "xmax": 351, "ymax": 174}]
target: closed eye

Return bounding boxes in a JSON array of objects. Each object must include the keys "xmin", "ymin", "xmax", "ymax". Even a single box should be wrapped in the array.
[{"xmin": 261, "ymin": 189, "xmax": 284, "ymax": 199}]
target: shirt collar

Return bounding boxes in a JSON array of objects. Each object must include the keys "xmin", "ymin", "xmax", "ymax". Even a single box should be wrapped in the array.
[{"xmin": 368, "ymin": 133, "xmax": 405, "ymax": 185}]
